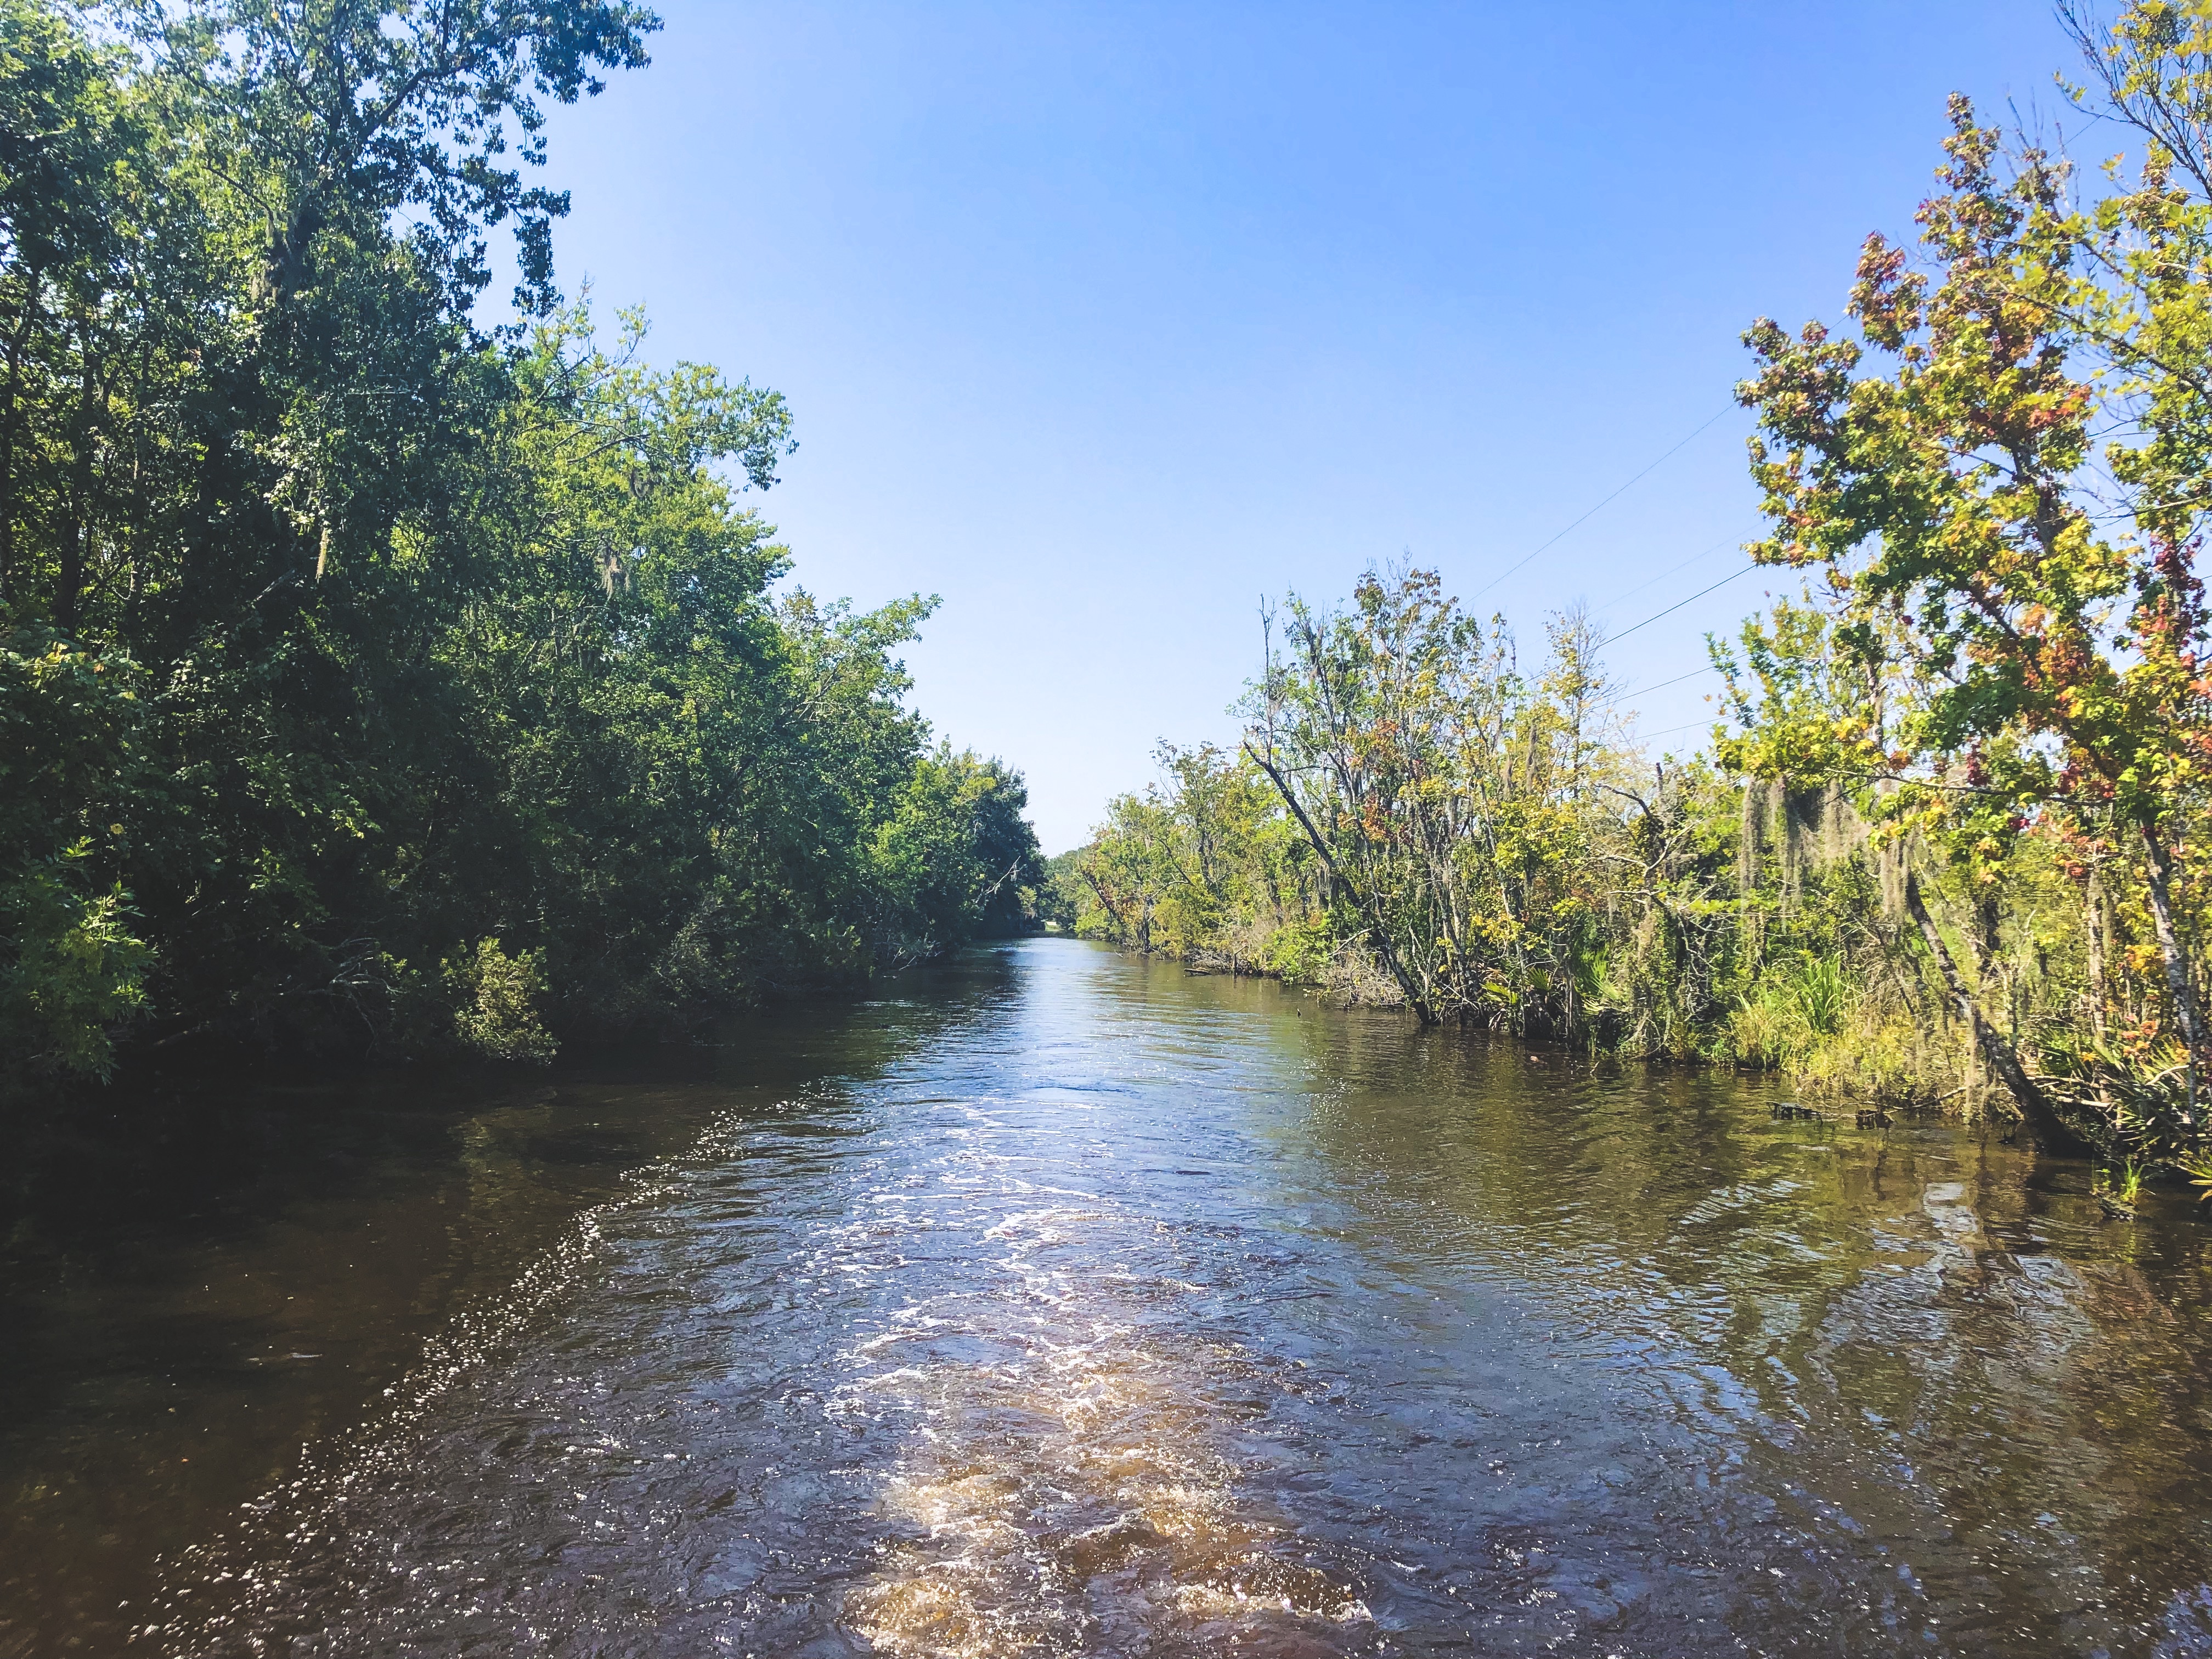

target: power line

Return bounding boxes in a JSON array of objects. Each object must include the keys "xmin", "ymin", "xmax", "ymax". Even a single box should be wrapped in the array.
[
  {"xmin": 1603, "ymin": 562, "xmax": 1758, "ymax": 647},
  {"xmin": 1471, "ymin": 405, "xmax": 1736, "ymax": 602},
  {"xmin": 1618, "ymin": 662, "xmax": 1717, "ymax": 698},
  {"xmin": 1597, "ymin": 530, "xmax": 1746, "ymax": 613}
]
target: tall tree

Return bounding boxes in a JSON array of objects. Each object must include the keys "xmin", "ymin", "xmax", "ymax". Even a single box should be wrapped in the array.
[{"xmin": 1734, "ymin": 14, "xmax": 2212, "ymax": 1135}]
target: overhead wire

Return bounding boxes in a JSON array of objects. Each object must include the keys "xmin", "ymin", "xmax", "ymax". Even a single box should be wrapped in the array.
[
  {"xmin": 1470, "ymin": 405, "xmax": 1736, "ymax": 602},
  {"xmin": 1601, "ymin": 561, "xmax": 1771, "ymax": 744},
  {"xmin": 1596, "ymin": 529, "xmax": 1746, "ymax": 614},
  {"xmin": 1438, "ymin": 410, "xmax": 1765, "ymax": 748},
  {"xmin": 1602, "ymin": 562, "xmax": 1758, "ymax": 646},
  {"xmin": 1618, "ymin": 662, "xmax": 1717, "ymax": 698}
]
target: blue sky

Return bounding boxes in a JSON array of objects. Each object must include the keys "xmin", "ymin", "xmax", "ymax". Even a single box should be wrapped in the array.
[{"xmin": 532, "ymin": 2, "xmax": 2086, "ymax": 852}]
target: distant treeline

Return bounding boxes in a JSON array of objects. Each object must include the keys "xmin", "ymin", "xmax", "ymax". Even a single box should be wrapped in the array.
[
  {"xmin": 1, "ymin": 0, "xmax": 1043, "ymax": 1103},
  {"xmin": 1059, "ymin": 1, "xmax": 2212, "ymax": 1175}
]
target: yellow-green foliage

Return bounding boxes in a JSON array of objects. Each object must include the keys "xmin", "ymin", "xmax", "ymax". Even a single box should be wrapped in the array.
[
  {"xmin": 1070, "ymin": 547, "xmax": 2206, "ymax": 1161},
  {"xmin": 2, "ymin": 870, "xmax": 150, "ymax": 1084},
  {"xmin": 1075, "ymin": 742, "xmax": 1328, "ymax": 977},
  {"xmin": 1733, "ymin": 962, "xmax": 1931, "ymax": 1102},
  {"xmin": 1729, "ymin": 956, "xmax": 1850, "ymax": 1069},
  {"xmin": 445, "ymin": 938, "xmax": 558, "ymax": 1064}
]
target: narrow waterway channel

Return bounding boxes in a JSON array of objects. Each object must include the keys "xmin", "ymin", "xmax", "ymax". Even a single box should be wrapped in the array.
[{"xmin": 5, "ymin": 939, "xmax": 2212, "ymax": 1656}]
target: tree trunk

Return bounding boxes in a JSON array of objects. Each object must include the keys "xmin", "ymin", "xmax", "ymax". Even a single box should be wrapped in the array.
[
  {"xmin": 2086, "ymin": 862, "xmax": 2109, "ymax": 1040},
  {"xmin": 1080, "ymin": 870, "xmax": 1131, "ymax": 939},
  {"xmin": 0, "ymin": 277, "xmax": 40, "ymax": 605},
  {"xmin": 56, "ymin": 511, "xmax": 82, "ymax": 633},
  {"xmin": 2138, "ymin": 823, "xmax": 2202, "ymax": 1132},
  {"xmin": 57, "ymin": 318, "xmax": 99, "ymax": 632},
  {"xmin": 1904, "ymin": 873, "xmax": 2092, "ymax": 1155},
  {"xmin": 1245, "ymin": 741, "xmax": 1434, "ymax": 1022}
]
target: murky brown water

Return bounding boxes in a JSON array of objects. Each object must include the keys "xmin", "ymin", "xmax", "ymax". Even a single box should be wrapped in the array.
[{"xmin": 4, "ymin": 939, "xmax": 2212, "ymax": 1657}]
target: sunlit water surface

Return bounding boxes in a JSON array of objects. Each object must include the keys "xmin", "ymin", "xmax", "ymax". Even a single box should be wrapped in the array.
[{"xmin": 5, "ymin": 940, "xmax": 2212, "ymax": 1657}]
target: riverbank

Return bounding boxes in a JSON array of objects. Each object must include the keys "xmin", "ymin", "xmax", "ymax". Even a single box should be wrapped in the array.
[
  {"xmin": 1077, "ymin": 925, "xmax": 2145, "ymax": 1150},
  {"xmin": 1063, "ymin": 611, "xmax": 2203, "ymax": 1171}
]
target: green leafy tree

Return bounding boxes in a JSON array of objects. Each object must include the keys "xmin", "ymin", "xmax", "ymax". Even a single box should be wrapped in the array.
[
  {"xmin": 0, "ymin": 0, "xmax": 1043, "ymax": 1103},
  {"xmin": 1734, "ymin": 81, "xmax": 2210, "ymax": 1136}
]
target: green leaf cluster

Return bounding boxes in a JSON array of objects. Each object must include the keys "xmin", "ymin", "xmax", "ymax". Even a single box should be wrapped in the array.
[{"xmin": 0, "ymin": 0, "xmax": 1041, "ymax": 1101}]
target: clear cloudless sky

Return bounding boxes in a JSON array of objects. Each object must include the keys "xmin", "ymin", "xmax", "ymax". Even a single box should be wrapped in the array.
[{"xmin": 520, "ymin": 2, "xmax": 2090, "ymax": 853}]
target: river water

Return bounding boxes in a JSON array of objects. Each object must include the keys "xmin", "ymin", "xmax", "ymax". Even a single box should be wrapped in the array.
[{"xmin": 4, "ymin": 939, "xmax": 2211, "ymax": 1657}]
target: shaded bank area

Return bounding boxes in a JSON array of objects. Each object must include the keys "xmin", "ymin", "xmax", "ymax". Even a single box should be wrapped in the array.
[
  {"xmin": 0, "ymin": 973, "xmax": 1000, "ymax": 1656},
  {"xmin": 7, "ymin": 939, "xmax": 2212, "ymax": 1656}
]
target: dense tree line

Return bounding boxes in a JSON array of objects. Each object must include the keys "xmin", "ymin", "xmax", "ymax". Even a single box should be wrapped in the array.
[
  {"xmin": 1066, "ymin": 0, "xmax": 2212, "ymax": 1177},
  {"xmin": 1, "ymin": 0, "xmax": 1043, "ymax": 1101}
]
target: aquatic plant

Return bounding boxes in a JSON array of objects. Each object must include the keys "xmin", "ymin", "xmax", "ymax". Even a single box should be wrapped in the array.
[
  {"xmin": 2179, "ymin": 1152, "xmax": 2212, "ymax": 1205},
  {"xmin": 2041, "ymin": 1036, "xmax": 2199, "ymax": 1163}
]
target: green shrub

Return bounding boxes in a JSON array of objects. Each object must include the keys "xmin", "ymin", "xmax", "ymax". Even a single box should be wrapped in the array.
[
  {"xmin": 445, "ymin": 938, "xmax": 557, "ymax": 1064},
  {"xmin": 1, "ymin": 862, "xmax": 149, "ymax": 1084}
]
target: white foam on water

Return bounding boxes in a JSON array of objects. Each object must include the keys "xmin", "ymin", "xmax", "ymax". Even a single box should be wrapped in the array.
[{"xmin": 838, "ymin": 1201, "xmax": 1367, "ymax": 1657}]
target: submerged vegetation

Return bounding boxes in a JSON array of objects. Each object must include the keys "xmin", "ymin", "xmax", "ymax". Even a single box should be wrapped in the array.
[
  {"xmin": 1067, "ymin": 0, "xmax": 2212, "ymax": 1167},
  {"xmin": 0, "ymin": 0, "xmax": 1042, "ymax": 1104}
]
